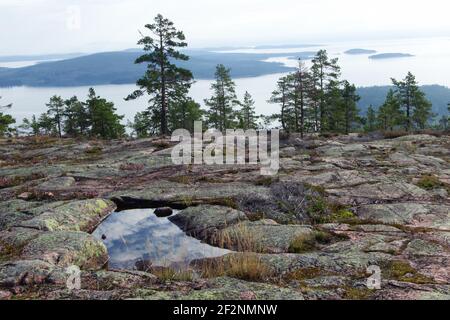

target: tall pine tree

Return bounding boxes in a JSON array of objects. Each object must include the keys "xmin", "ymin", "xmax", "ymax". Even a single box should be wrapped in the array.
[
  {"xmin": 269, "ymin": 77, "xmax": 290, "ymax": 131},
  {"xmin": 126, "ymin": 14, "xmax": 193, "ymax": 135},
  {"xmin": 392, "ymin": 72, "xmax": 432, "ymax": 131},
  {"xmin": 310, "ymin": 50, "xmax": 341, "ymax": 132},
  {"xmin": 339, "ymin": 81, "xmax": 360, "ymax": 134},
  {"xmin": 365, "ymin": 105, "xmax": 377, "ymax": 132}
]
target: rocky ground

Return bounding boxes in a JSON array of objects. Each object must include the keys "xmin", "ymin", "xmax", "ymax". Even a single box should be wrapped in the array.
[{"xmin": 0, "ymin": 133, "xmax": 449, "ymax": 300}]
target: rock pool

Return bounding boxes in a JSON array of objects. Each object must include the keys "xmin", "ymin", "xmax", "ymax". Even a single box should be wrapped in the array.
[{"xmin": 93, "ymin": 208, "xmax": 230, "ymax": 270}]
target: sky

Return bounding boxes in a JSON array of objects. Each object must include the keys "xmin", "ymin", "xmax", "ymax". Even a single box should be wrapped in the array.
[{"xmin": 0, "ymin": 0, "xmax": 449, "ymax": 55}]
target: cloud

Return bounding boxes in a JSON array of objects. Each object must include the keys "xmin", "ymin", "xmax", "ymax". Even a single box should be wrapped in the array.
[{"xmin": 0, "ymin": 0, "xmax": 449, "ymax": 55}]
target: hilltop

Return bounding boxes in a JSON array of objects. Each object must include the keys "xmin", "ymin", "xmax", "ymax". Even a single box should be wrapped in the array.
[{"xmin": 0, "ymin": 133, "xmax": 449, "ymax": 300}]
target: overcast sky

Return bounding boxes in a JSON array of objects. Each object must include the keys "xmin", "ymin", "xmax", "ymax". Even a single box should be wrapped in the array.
[{"xmin": 1, "ymin": 0, "xmax": 449, "ymax": 55}]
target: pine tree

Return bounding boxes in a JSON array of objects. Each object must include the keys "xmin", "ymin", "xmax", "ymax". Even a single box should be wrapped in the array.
[
  {"xmin": 204, "ymin": 64, "xmax": 240, "ymax": 131},
  {"xmin": 365, "ymin": 105, "xmax": 377, "ymax": 132},
  {"xmin": 126, "ymin": 14, "xmax": 193, "ymax": 135},
  {"xmin": 238, "ymin": 91, "xmax": 259, "ymax": 130},
  {"xmin": 0, "ymin": 96, "xmax": 15, "ymax": 137},
  {"xmin": 392, "ymin": 72, "xmax": 432, "ymax": 131},
  {"xmin": 46, "ymin": 95, "xmax": 65, "ymax": 138},
  {"xmin": 85, "ymin": 88, "xmax": 125, "ymax": 139},
  {"xmin": 20, "ymin": 115, "xmax": 40, "ymax": 136},
  {"xmin": 438, "ymin": 115, "xmax": 448, "ymax": 130},
  {"xmin": 340, "ymin": 81, "xmax": 360, "ymax": 134},
  {"xmin": 290, "ymin": 60, "xmax": 313, "ymax": 137},
  {"xmin": 168, "ymin": 98, "xmax": 203, "ymax": 132},
  {"xmin": 64, "ymin": 96, "xmax": 90, "ymax": 137},
  {"xmin": 38, "ymin": 113, "xmax": 56, "ymax": 135},
  {"xmin": 310, "ymin": 50, "xmax": 341, "ymax": 132},
  {"xmin": 377, "ymin": 89, "xmax": 402, "ymax": 131},
  {"xmin": 269, "ymin": 77, "xmax": 290, "ymax": 131},
  {"xmin": 129, "ymin": 111, "xmax": 153, "ymax": 138}
]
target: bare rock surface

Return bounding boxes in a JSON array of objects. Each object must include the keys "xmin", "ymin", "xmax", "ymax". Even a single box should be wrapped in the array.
[{"xmin": 0, "ymin": 134, "xmax": 449, "ymax": 300}]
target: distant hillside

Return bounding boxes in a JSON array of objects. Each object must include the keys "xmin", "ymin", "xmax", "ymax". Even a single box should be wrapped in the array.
[
  {"xmin": 357, "ymin": 85, "xmax": 450, "ymax": 117},
  {"xmin": 0, "ymin": 50, "xmax": 316, "ymax": 87},
  {"xmin": 0, "ymin": 53, "xmax": 85, "ymax": 63}
]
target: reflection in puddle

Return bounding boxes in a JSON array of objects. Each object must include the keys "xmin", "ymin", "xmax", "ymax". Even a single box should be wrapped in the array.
[{"xmin": 93, "ymin": 209, "xmax": 230, "ymax": 270}]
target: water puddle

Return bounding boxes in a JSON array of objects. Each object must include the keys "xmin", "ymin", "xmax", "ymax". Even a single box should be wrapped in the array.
[{"xmin": 93, "ymin": 208, "xmax": 230, "ymax": 270}]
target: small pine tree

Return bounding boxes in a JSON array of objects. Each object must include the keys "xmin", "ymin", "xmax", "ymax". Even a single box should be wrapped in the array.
[
  {"xmin": 377, "ymin": 89, "xmax": 403, "ymax": 131},
  {"xmin": 128, "ymin": 111, "xmax": 153, "ymax": 138},
  {"xmin": 168, "ymin": 98, "xmax": 203, "ymax": 133},
  {"xmin": 0, "ymin": 96, "xmax": 15, "ymax": 137},
  {"xmin": 64, "ymin": 96, "xmax": 90, "ymax": 137},
  {"xmin": 38, "ymin": 113, "xmax": 57, "ymax": 135},
  {"xmin": 46, "ymin": 95, "xmax": 65, "ymax": 138},
  {"xmin": 365, "ymin": 105, "xmax": 377, "ymax": 132},
  {"xmin": 85, "ymin": 88, "xmax": 125, "ymax": 139},
  {"xmin": 204, "ymin": 64, "xmax": 240, "ymax": 131},
  {"xmin": 238, "ymin": 91, "xmax": 259, "ymax": 130},
  {"xmin": 438, "ymin": 115, "xmax": 448, "ymax": 130}
]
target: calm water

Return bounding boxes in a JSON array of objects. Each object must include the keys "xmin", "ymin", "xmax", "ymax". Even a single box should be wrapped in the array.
[
  {"xmin": 92, "ymin": 209, "xmax": 230, "ymax": 270},
  {"xmin": 1, "ymin": 37, "xmax": 449, "ymax": 124}
]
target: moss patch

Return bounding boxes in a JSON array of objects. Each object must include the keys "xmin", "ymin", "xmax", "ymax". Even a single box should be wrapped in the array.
[
  {"xmin": 416, "ymin": 175, "xmax": 444, "ymax": 191},
  {"xmin": 288, "ymin": 231, "xmax": 334, "ymax": 253},
  {"xmin": 382, "ymin": 260, "xmax": 435, "ymax": 284}
]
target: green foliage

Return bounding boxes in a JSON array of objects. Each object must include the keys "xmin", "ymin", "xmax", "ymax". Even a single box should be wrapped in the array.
[
  {"xmin": 19, "ymin": 115, "xmax": 40, "ymax": 136},
  {"xmin": 45, "ymin": 95, "xmax": 65, "ymax": 138},
  {"xmin": 365, "ymin": 105, "xmax": 377, "ymax": 132},
  {"xmin": 85, "ymin": 88, "xmax": 125, "ymax": 139},
  {"xmin": 37, "ymin": 113, "xmax": 57, "ymax": 135},
  {"xmin": 205, "ymin": 64, "xmax": 240, "ymax": 131},
  {"xmin": 0, "ymin": 96, "xmax": 15, "ymax": 137},
  {"xmin": 0, "ymin": 113, "xmax": 15, "ymax": 137},
  {"xmin": 310, "ymin": 50, "xmax": 341, "ymax": 132},
  {"xmin": 383, "ymin": 260, "xmax": 434, "ymax": 284},
  {"xmin": 269, "ymin": 60, "xmax": 315, "ymax": 136},
  {"xmin": 416, "ymin": 175, "xmax": 444, "ymax": 190},
  {"xmin": 64, "ymin": 96, "xmax": 90, "ymax": 137},
  {"xmin": 128, "ymin": 111, "xmax": 153, "ymax": 138},
  {"xmin": 392, "ymin": 72, "xmax": 433, "ymax": 131},
  {"xmin": 339, "ymin": 80, "xmax": 361, "ymax": 134},
  {"xmin": 288, "ymin": 231, "xmax": 334, "ymax": 253},
  {"xmin": 25, "ymin": 89, "xmax": 124, "ymax": 139},
  {"xmin": 376, "ymin": 89, "xmax": 403, "ymax": 131},
  {"xmin": 238, "ymin": 91, "xmax": 259, "ymax": 130},
  {"xmin": 288, "ymin": 233, "xmax": 316, "ymax": 253},
  {"xmin": 126, "ymin": 14, "xmax": 193, "ymax": 135},
  {"xmin": 269, "ymin": 52, "xmax": 365, "ymax": 135},
  {"xmin": 168, "ymin": 98, "xmax": 203, "ymax": 132}
]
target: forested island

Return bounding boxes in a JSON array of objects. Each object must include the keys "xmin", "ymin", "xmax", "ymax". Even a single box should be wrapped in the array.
[{"xmin": 369, "ymin": 53, "xmax": 414, "ymax": 59}]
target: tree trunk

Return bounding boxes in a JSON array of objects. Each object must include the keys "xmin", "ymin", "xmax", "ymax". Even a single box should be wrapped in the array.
[{"xmin": 159, "ymin": 33, "xmax": 168, "ymax": 135}]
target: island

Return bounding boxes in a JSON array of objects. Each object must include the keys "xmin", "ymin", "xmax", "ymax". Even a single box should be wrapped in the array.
[
  {"xmin": 369, "ymin": 53, "xmax": 414, "ymax": 60},
  {"xmin": 344, "ymin": 48, "xmax": 377, "ymax": 55}
]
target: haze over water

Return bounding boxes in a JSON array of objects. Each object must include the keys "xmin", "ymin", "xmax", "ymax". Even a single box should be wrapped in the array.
[{"xmin": 1, "ymin": 37, "xmax": 449, "ymax": 124}]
